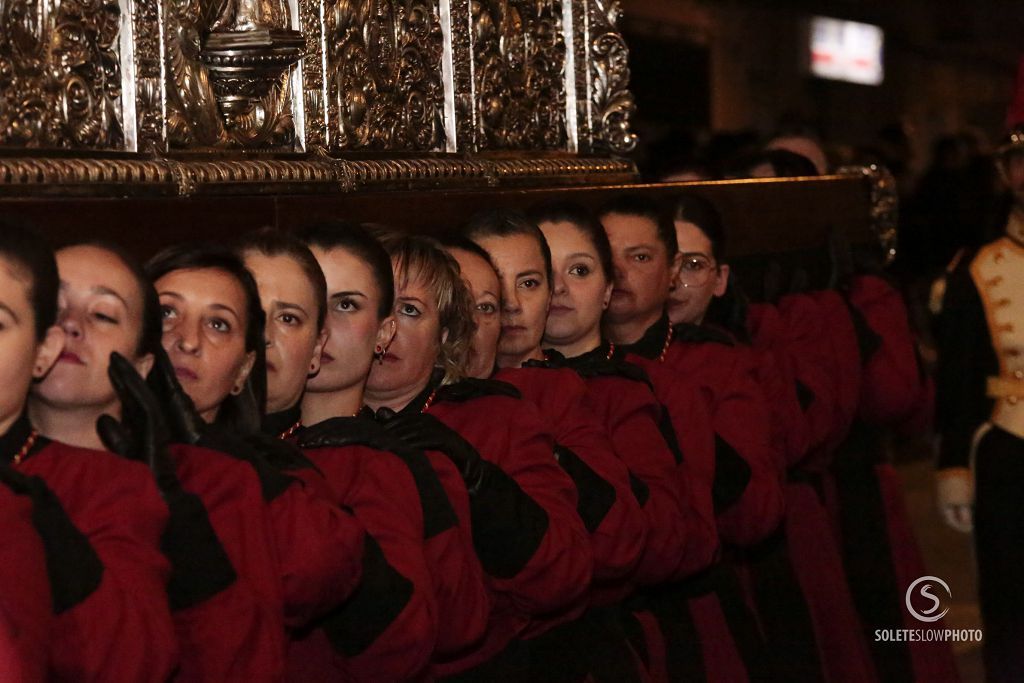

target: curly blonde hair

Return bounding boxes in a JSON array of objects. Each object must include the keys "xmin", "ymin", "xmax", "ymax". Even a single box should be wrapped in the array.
[{"xmin": 373, "ymin": 229, "xmax": 476, "ymax": 386}]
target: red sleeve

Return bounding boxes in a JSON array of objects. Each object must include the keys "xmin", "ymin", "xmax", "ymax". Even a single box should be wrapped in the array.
[
  {"xmin": 305, "ymin": 445, "xmax": 437, "ymax": 682},
  {"xmin": 169, "ymin": 444, "xmax": 288, "ymax": 683},
  {"xmin": 502, "ymin": 368, "xmax": 646, "ymax": 590},
  {"xmin": 586, "ymin": 375, "xmax": 717, "ymax": 584},
  {"xmin": 267, "ymin": 473, "xmax": 365, "ymax": 629},
  {"xmin": 0, "ymin": 487, "xmax": 50, "ymax": 682},
  {"xmin": 20, "ymin": 445, "xmax": 178, "ymax": 683},
  {"xmin": 807, "ymin": 290, "xmax": 864, "ymax": 449},
  {"xmin": 435, "ymin": 397, "xmax": 593, "ymax": 618},
  {"xmin": 421, "ymin": 451, "xmax": 491, "ymax": 658},
  {"xmin": 683, "ymin": 343, "xmax": 785, "ymax": 546},
  {"xmin": 632, "ymin": 358, "xmax": 720, "ymax": 573},
  {"xmin": 848, "ymin": 274, "xmax": 933, "ymax": 434}
]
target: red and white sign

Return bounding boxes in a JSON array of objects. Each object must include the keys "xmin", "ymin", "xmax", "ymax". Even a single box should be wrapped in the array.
[{"xmin": 809, "ymin": 16, "xmax": 884, "ymax": 86}]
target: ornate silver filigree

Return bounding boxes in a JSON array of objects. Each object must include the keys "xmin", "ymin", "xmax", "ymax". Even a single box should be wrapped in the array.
[{"xmin": 584, "ymin": 0, "xmax": 635, "ymax": 154}]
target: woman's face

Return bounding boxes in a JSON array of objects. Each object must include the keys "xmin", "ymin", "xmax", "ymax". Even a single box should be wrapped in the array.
[
  {"xmin": 306, "ymin": 246, "xmax": 393, "ymax": 397},
  {"xmin": 244, "ymin": 251, "xmax": 326, "ymax": 414},
  {"xmin": 666, "ymin": 220, "xmax": 729, "ymax": 326},
  {"xmin": 539, "ymin": 221, "xmax": 611, "ymax": 350},
  {"xmin": 155, "ymin": 268, "xmax": 255, "ymax": 422},
  {"xmin": 33, "ymin": 245, "xmax": 152, "ymax": 412},
  {"xmin": 365, "ymin": 266, "xmax": 442, "ymax": 398},
  {"xmin": 0, "ymin": 257, "xmax": 63, "ymax": 429},
  {"xmin": 448, "ymin": 248, "xmax": 500, "ymax": 379},
  {"xmin": 472, "ymin": 233, "xmax": 551, "ymax": 368}
]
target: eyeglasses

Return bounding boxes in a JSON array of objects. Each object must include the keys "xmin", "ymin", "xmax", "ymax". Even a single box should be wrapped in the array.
[{"xmin": 677, "ymin": 255, "xmax": 718, "ymax": 288}]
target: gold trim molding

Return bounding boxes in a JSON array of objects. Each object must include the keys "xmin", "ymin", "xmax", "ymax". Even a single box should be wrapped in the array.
[{"xmin": 0, "ymin": 151, "xmax": 637, "ymax": 196}]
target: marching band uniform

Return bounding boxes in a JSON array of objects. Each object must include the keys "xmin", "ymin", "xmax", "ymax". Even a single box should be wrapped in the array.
[{"xmin": 937, "ymin": 206, "xmax": 1024, "ymax": 682}]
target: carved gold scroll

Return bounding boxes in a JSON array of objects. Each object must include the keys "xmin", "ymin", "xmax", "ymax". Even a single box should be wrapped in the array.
[{"xmin": 0, "ymin": 0, "xmax": 639, "ymax": 190}]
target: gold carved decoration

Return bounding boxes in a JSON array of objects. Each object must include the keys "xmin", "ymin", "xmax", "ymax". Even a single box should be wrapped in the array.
[
  {"xmin": 321, "ymin": 0, "xmax": 446, "ymax": 150},
  {"xmin": 0, "ymin": 0, "xmax": 642, "ymax": 192},
  {"xmin": 0, "ymin": 0, "xmax": 125, "ymax": 148},
  {"xmin": 471, "ymin": 0, "xmax": 567, "ymax": 150}
]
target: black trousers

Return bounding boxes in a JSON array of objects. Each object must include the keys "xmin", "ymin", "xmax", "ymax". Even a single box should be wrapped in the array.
[{"xmin": 974, "ymin": 426, "xmax": 1024, "ymax": 683}]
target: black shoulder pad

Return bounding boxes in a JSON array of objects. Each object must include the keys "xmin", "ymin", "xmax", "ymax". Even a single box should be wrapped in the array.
[
  {"xmin": 672, "ymin": 322, "xmax": 735, "ymax": 347},
  {"xmin": 434, "ymin": 378, "xmax": 522, "ymax": 403}
]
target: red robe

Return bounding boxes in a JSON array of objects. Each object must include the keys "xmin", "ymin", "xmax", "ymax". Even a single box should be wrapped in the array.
[
  {"xmin": 16, "ymin": 437, "xmax": 178, "ymax": 682},
  {"xmin": 842, "ymin": 274, "xmax": 959, "ymax": 683},
  {"xmin": 291, "ymin": 431, "xmax": 437, "ymax": 682},
  {"xmin": 495, "ymin": 364, "xmax": 646, "ymax": 607},
  {"xmin": 746, "ymin": 302, "xmax": 879, "ymax": 683},
  {"xmin": 169, "ymin": 443, "xmax": 289, "ymax": 682},
  {"xmin": 621, "ymin": 317, "xmax": 777, "ymax": 682},
  {"xmin": 403, "ymin": 378, "xmax": 593, "ymax": 676},
  {"xmin": 0, "ymin": 473, "xmax": 51, "ymax": 683}
]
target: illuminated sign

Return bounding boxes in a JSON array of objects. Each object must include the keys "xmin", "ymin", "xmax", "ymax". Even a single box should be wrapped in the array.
[{"xmin": 809, "ymin": 16, "xmax": 884, "ymax": 86}]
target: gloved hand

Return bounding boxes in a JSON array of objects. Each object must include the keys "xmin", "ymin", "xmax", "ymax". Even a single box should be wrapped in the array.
[
  {"xmin": 98, "ymin": 353, "xmax": 237, "ymax": 609},
  {"xmin": 381, "ymin": 412, "xmax": 487, "ymax": 494},
  {"xmin": 936, "ymin": 467, "xmax": 973, "ymax": 533},
  {"xmin": 145, "ymin": 348, "xmax": 205, "ymax": 445},
  {"xmin": 98, "ymin": 352, "xmax": 182, "ymax": 497}
]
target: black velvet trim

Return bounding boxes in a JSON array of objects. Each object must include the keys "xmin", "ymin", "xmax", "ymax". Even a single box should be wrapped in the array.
[
  {"xmin": 794, "ymin": 378, "xmax": 816, "ymax": 412},
  {"xmin": 196, "ymin": 430, "xmax": 296, "ymax": 502},
  {"xmin": 636, "ymin": 582, "xmax": 707, "ymax": 681},
  {"xmin": 656, "ymin": 409, "xmax": 684, "ymax": 465},
  {"xmin": 25, "ymin": 474, "xmax": 105, "ymax": 614},
  {"xmin": 619, "ymin": 316, "xmax": 672, "ymax": 360},
  {"xmin": 161, "ymin": 490, "xmax": 237, "ymax": 611},
  {"xmin": 708, "ymin": 560, "xmax": 772, "ymax": 679},
  {"xmin": 841, "ymin": 295, "xmax": 883, "ymax": 365},
  {"xmin": 832, "ymin": 422, "xmax": 913, "ymax": 682},
  {"xmin": 0, "ymin": 414, "xmax": 33, "ymax": 464},
  {"xmin": 317, "ymin": 534, "xmax": 414, "ymax": 657},
  {"xmin": 711, "ymin": 434, "xmax": 752, "ymax": 513},
  {"xmin": 628, "ymin": 471, "xmax": 650, "ymax": 508},
  {"xmin": 671, "ymin": 322, "xmax": 735, "ymax": 346},
  {"xmin": 740, "ymin": 531, "xmax": 824, "ymax": 681},
  {"xmin": 554, "ymin": 444, "xmax": 617, "ymax": 534},
  {"xmin": 545, "ymin": 346, "xmax": 653, "ymax": 388},
  {"xmin": 298, "ymin": 417, "xmax": 458, "ymax": 539},
  {"xmin": 260, "ymin": 404, "xmax": 302, "ymax": 438},
  {"xmin": 470, "ymin": 461, "xmax": 549, "ymax": 579},
  {"xmin": 435, "ymin": 378, "xmax": 521, "ymax": 403}
]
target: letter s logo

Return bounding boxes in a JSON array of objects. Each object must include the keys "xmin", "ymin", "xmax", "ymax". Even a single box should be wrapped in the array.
[{"xmin": 906, "ymin": 576, "xmax": 950, "ymax": 623}]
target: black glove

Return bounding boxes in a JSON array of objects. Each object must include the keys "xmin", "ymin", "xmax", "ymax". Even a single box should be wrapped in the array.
[
  {"xmin": 381, "ymin": 413, "xmax": 488, "ymax": 495},
  {"xmin": 0, "ymin": 465, "xmax": 104, "ymax": 614},
  {"xmin": 97, "ymin": 352, "xmax": 181, "ymax": 497},
  {"xmin": 97, "ymin": 352, "xmax": 237, "ymax": 610},
  {"xmin": 145, "ymin": 348, "xmax": 205, "ymax": 445}
]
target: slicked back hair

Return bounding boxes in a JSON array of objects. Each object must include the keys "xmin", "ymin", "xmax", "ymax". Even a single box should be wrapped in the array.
[
  {"xmin": 596, "ymin": 194, "xmax": 678, "ymax": 260},
  {"xmin": 0, "ymin": 220, "xmax": 58, "ymax": 341},
  {"xmin": 461, "ymin": 208, "xmax": 553, "ymax": 284},
  {"xmin": 670, "ymin": 194, "xmax": 728, "ymax": 262},
  {"xmin": 528, "ymin": 200, "xmax": 613, "ymax": 281},
  {"xmin": 296, "ymin": 220, "xmax": 395, "ymax": 320},
  {"xmin": 235, "ymin": 227, "xmax": 328, "ymax": 330}
]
